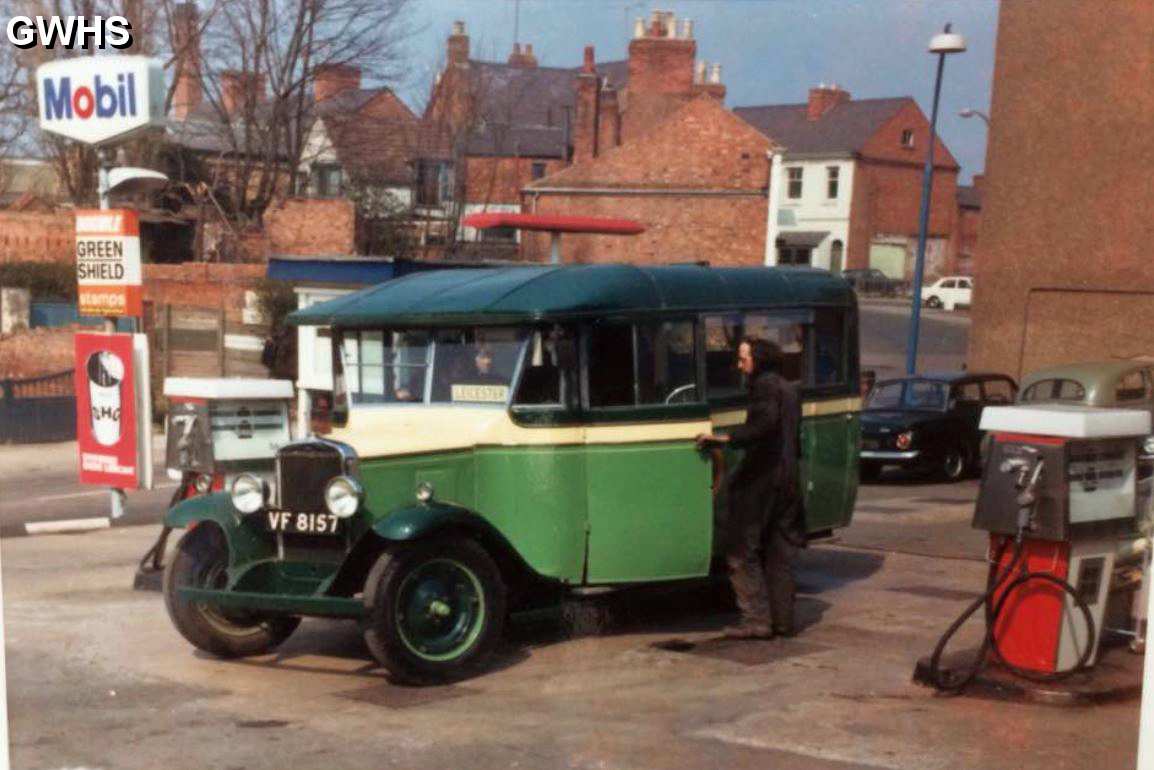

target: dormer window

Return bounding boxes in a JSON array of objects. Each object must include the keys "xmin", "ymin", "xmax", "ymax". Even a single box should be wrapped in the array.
[{"xmin": 901, "ymin": 129, "xmax": 915, "ymax": 149}]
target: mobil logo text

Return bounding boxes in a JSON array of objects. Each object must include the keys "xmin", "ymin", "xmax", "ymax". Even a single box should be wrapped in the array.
[{"xmin": 42, "ymin": 72, "xmax": 137, "ymax": 122}]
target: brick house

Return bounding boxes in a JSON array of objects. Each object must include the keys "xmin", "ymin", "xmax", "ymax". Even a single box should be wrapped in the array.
[
  {"xmin": 735, "ymin": 86, "xmax": 960, "ymax": 279},
  {"xmin": 968, "ymin": 1, "xmax": 1154, "ymax": 379},
  {"xmin": 515, "ymin": 10, "xmax": 768, "ymax": 264},
  {"xmin": 950, "ymin": 174, "xmax": 983, "ymax": 276}
]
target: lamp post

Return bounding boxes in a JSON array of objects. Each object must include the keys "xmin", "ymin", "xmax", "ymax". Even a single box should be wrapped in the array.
[
  {"xmin": 905, "ymin": 23, "xmax": 967, "ymax": 375},
  {"xmin": 959, "ymin": 107, "xmax": 990, "ymax": 127}
]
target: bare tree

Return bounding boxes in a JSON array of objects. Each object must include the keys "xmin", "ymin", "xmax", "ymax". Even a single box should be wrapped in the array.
[{"xmin": 172, "ymin": 0, "xmax": 414, "ymax": 223}]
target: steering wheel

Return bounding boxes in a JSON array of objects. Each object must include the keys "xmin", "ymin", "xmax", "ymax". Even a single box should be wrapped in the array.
[{"xmin": 664, "ymin": 383, "xmax": 697, "ymax": 405}]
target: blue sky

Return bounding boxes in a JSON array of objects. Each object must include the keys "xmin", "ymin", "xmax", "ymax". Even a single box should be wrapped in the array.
[{"xmin": 395, "ymin": 0, "xmax": 999, "ymax": 184}]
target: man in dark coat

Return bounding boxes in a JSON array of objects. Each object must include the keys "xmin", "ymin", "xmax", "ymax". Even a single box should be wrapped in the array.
[{"xmin": 697, "ymin": 337, "xmax": 803, "ymax": 639}]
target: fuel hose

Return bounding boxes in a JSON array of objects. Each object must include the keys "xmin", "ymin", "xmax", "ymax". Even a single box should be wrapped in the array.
[{"xmin": 927, "ymin": 533, "xmax": 1097, "ymax": 692}]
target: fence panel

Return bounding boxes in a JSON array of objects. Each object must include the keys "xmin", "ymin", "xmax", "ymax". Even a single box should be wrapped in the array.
[{"xmin": 0, "ymin": 369, "xmax": 76, "ymax": 443}]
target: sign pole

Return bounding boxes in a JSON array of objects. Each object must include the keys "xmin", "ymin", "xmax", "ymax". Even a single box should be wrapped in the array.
[{"xmin": 96, "ymin": 147, "xmax": 128, "ymax": 520}]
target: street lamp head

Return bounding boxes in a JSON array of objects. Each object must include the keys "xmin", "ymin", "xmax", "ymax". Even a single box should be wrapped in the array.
[
  {"xmin": 959, "ymin": 108, "xmax": 976, "ymax": 118},
  {"xmin": 929, "ymin": 22, "xmax": 966, "ymax": 54}
]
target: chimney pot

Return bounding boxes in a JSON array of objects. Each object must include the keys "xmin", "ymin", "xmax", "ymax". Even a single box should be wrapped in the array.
[
  {"xmin": 634, "ymin": 17, "xmax": 645, "ymax": 38},
  {"xmin": 513, "ymin": 42, "xmax": 521, "ymax": 54},
  {"xmin": 681, "ymin": 18, "xmax": 694, "ymax": 39},
  {"xmin": 526, "ymin": 43, "xmax": 533, "ymax": 55},
  {"xmin": 583, "ymin": 45, "xmax": 596, "ymax": 73},
  {"xmin": 695, "ymin": 60, "xmax": 706, "ymax": 84},
  {"xmin": 709, "ymin": 63, "xmax": 722, "ymax": 84},
  {"xmin": 452, "ymin": 20, "xmax": 465, "ymax": 35}
]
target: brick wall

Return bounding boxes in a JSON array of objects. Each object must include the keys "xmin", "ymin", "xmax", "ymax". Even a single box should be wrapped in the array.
[
  {"xmin": 0, "ymin": 211, "xmax": 74, "ymax": 264},
  {"xmin": 466, "ymin": 157, "xmax": 565, "ymax": 205},
  {"xmin": 969, "ymin": 1, "xmax": 1154, "ymax": 379},
  {"xmin": 524, "ymin": 97, "xmax": 770, "ymax": 265},
  {"xmin": 143, "ymin": 262, "xmax": 265, "ymax": 322},
  {"xmin": 263, "ymin": 198, "xmax": 355, "ymax": 256},
  {"xmin": 523, "ymin": 193, "xmax": 766, "ymax": 265}
]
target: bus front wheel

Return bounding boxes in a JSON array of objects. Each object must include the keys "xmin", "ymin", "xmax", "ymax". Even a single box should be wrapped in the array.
[
  {"xmin": 363, "ymin": 537, "xmax": 506, "ymax": 685},
  {"xmin": 164, "ymin": 525, "xmax": 300, "ymax": 658}
]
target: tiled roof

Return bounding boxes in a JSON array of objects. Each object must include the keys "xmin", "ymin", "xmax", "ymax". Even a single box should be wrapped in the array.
[
  {"xmin": 463, "ymin": 59, "xmax": 630, "ymax": 158},
  {"xmin": 733, "ymin": 97, "xmax": 910, "ymax": 155},
  {"xmin": 957, "ymin": 184, "xmax": 982, "ymax": 209}
]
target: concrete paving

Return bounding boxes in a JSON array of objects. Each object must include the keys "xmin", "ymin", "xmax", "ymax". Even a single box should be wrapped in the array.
[{"xmin": 1, "ymin": 478, "xmax": 1141, "ymax": 770}]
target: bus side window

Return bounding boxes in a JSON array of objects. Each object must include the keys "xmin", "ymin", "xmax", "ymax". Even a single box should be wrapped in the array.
[
  {"xmin": 812, "ymin": 309, "xmax": 845, "ymax": 387},
  {"xmin": 704, "ymin": 315, "xmax": 742, "ymax": 401},
  {"xmin": 743, "ymin": 313, "xmax": 807, "ymax": 385},
  {"xmin": 588, "ymin": 324, "xmax": 635, "ymax": 407},
  {"xmin": 636, "ymin": 320, "xmax": 698, "ymax": 404},
  {"xmin": 514, "ymin": 326, "xmax": 577, "ymax": 407}
]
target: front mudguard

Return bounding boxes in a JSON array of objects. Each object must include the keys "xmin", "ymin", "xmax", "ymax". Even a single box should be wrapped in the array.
[
  {"xmin": 366, "ymin": 501, "xmax": 548, "ymax": 599},
  {"xmin": 164, "ymin": 492, "xmax": 274, "ymax": 570}
]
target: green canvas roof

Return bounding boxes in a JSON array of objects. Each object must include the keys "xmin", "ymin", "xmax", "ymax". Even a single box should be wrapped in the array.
[{"xmin": 287, "ymin": 264, "xmax": 855, "ymax": 328}]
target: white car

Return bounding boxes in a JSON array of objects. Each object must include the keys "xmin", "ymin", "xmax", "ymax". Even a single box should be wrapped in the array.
[{"xmin": 921, "ymin": 276, "xmax": 973, "ymax": 311}]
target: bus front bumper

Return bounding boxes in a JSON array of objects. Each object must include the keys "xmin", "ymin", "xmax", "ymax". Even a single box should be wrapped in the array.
[{"xmin": 859, "ymin": 449, "xmax": 921, "ymax": 462}]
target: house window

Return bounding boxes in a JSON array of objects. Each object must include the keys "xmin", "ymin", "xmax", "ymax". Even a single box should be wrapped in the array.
[
  {"xmin": 531, "ymin": 162, "xmax": 547, "ymax": 180},
  {"xmin": 312, "ymin": 164, "xmax": 343, "ymax": 198},
  {"xmin": 480, "ymin": 225, "xmax": 517, "ymax": 243},
  {"xmin": 826, "ymin": 166, "xmax": 839, "ymax": 199},
  {"xmin": 417, "ymin": 160, "xmax": 455, "ymax": 206},
  {"xmin": 787, "ymin": 167, "xmax": 803, "ymax": 199},
  {"xmin": 901, "ymin": 129, "xmax": 915, "ymax": 149}
]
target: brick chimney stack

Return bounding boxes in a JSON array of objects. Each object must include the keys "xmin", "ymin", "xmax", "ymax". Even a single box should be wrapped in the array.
[
  {"xmin": 448, "ymin": 21, "xmax": 470, "ymax": 66},
  {"xmin": 171, "ymin": 2, "xmax": 202, "ymax": 119},
  {"xmin": 220, "ymin": 71, "xmax": 264, "ymax": 117},
  {"xmin": 597, "ymin": 79, "xmax": 621, "ymax": 153},
  {"xmin": 807, "ymin": 83, "xmax": 850, "ymax": 121},
  {"xmin": 623, "ymin": 10, "xmax": 697, "ymax": 139},
  {"xmin": 507, "ymin": 42, "xmax": 539, "ymax": 68},
  {"xmin": 573, "ymin": 45, "xmax": 600, "ymax": 163},
  {"xmin": 314, "ymin": 63, "xmax": 361, "ymax": 103},
  {"xmin": 693, "ymin": 60, "xmax": 726, "ymax": 102}
]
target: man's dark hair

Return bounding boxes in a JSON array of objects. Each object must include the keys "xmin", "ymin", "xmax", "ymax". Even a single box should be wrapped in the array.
[{"xmin": 743, "ymin": 336, "xmax": 782, "ymax": 375}]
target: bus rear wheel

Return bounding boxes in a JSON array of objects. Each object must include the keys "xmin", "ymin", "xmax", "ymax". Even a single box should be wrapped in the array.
[
  {"xmin": 164, "ymin": 525, "xmax": 300, "ymax": 658},
  {"xmin": 363, "ymin": 537, "xmax": 506, "ymax": 685}
]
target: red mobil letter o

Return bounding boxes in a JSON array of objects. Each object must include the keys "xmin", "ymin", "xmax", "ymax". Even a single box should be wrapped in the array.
[{"xmin": 72, "ymin": 86, "xmax": 95, "ymax": 119}]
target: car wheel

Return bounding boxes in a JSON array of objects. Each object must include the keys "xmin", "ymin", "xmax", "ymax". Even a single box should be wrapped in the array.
[
  {"xmin": 860, "ymin": 461, "xmax": 882, "ymax": 483},
  {"xmin": 363, "ymin": 536, "xmax": 506, "ymax": 685},
  {"xmin": 925, "ymin": 296, "xmax": 943, "ymax": 309},
  {"xmin": 940, "ymin": 447, "xmax": 967, "ymax": 482},
  {"xmin": 164, "ymin": 524, "xmax": 300, "ymax": 658}
]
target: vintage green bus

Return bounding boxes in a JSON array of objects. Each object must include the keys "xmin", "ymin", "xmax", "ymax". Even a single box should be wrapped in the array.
[{"xmin": 163, "ymin": 264, "xmax": 860, "ymax": 683}]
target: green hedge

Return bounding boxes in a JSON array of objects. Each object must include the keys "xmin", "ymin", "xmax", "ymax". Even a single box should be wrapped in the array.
[{"xmin": 0, "ymin": 261, "xmax": 76, "ymax": 300}]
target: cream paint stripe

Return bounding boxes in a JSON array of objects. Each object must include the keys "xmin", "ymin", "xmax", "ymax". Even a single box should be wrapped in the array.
[
  {"xmin": 331, "ymin": 407, "xmax": 711, "ymax": 458},
  {"xmin": 712, "ymin": 396, "xmax": 863, "ymax": 427},
  {"xmin": 333, "ymin": 398, "xmax": 862, "ymax": 459}
]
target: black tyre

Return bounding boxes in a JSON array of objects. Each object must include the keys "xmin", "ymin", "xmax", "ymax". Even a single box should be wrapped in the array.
[
  {"xmin": 860, "ymin": 462, "xmax": 883, "ymax": 483},
  {"xmin": 940, "ymin": 446, "xmax": 967, "ymax": 482},
  {"xmin": 363, "ymin": 537, "xmax": 506, "ymax": 685},
  {"xmin": 925, "ymin": 295, "xmax": 943, "ymax": 309},
  {"xmin": 163, "ymin": 525, "xmax": 300, "ymax": 658}
]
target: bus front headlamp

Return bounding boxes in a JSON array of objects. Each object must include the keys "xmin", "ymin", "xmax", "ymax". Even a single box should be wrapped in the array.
[
  {"xmin": 231, "ymin": 474, "xmax": 268, "ymax": 514},
  {"xmin": 895, "ymin": 431, "xmax": 914, "ymax": 451},
  {"xmin": 324, "ymin": 476, "xmax": 363, "ymax": 518},
  {"xmin": 1142, "ymin": 436, "xmax": 1154, "ymax": 456},
  {"xmin": 416, "ymin": 481, "xmax": 435, "ymax": 503}
]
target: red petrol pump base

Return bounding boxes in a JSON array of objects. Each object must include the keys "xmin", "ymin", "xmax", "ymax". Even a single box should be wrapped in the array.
[{"xmin": 989, "ymin": 535, "xmax": 1071, "ymax": 675}]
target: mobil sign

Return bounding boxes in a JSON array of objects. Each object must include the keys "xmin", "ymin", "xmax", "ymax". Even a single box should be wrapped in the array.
[{"xmin": 37, "ymin": 55, "xmax": 164, "ymax": 145}]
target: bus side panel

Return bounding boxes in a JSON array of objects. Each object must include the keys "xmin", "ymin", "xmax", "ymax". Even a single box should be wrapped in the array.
[
  {"xmin": 584, "ymin": 440, "xmax": 712, "ymax": 583},
  {"xmin": 475, "ymin": 445, "xmax": 587, "ymax": 584},
  {"xmin": 801, "ymin": 409, "xmax": 857, "ymax": 532}
]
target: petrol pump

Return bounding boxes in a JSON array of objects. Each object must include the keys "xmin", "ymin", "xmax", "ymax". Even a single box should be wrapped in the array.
[
  {"xmin": 924, "ymin": 403, "xmax": 1152, "ymax": 691},
  {"xmin": 134, "ymin": 377, "xmax": 293, "ymax": 588}
]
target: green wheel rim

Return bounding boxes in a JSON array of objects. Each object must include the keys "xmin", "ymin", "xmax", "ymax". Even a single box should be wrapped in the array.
[{"xmin": 395, "ymin": 558, "xmax": 486, "ymax": 662}]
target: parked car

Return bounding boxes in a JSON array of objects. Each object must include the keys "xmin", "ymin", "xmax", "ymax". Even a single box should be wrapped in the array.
[
  {"xmin": 860, "ymin": 372, "xmax": 1017, "ymax": 482},
  {"xmin": 921, "ymin": 276, "xmax": 973, "ymax": 311},
  {"xmin": 994, "ymin": 360, "xmax": 1154, "ymax": 510},
  {"xmin": 842, "ymin": 268, "xmax": 898, "ymax": 297}
]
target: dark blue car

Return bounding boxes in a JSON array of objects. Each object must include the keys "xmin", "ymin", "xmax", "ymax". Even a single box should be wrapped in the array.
[{"xmin": 859, "ymin": 372, "xmax": 1017, "ymax": 482}]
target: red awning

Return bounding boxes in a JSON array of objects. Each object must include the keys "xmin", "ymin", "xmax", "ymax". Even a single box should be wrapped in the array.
[{"xmin": 462, "ymin": 212, "xmax": 645, "ymax": 235}]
